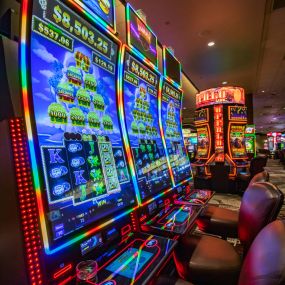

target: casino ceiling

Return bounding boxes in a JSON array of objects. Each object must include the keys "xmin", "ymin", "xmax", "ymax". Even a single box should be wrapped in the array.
[{"xmin": 126, "ymin": 0, "xmax": 285, "ymax": 133}]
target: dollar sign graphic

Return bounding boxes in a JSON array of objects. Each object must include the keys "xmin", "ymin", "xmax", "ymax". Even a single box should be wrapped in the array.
[{"xmin": 53, "ymin": 5, "xmax": 62, "ymax": 23}]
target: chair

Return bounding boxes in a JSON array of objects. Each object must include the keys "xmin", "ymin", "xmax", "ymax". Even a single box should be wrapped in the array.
[
  {"xmin": 174, "ymin": 182, "xmax": 284, "ymax": 285},
  {"xmin": 157, "ymin": 220, "xmax": 285, "ymax": 285},
  {"xmin": 196, "ymin": 171, "xmax": 271, "ymax": 238}
]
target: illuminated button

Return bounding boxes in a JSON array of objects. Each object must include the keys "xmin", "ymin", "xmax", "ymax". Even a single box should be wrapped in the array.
[
  {"xmin": 166, "ymin": 222, "xmax": 174, "ymax": 228},
  {"xmin": 146, "ymin": 239, "xmax": 157, "ymax": 248},
  {"xmin": 183, "ymin": 206, "xmax": 190, "ymax": 211},
  {"xmin": 100, "ymin": 280, "xmax": 116, "ymax": 285},
  {"xmin": 68, "ymin": 143, "xmax": 83, "ymax": 153}
]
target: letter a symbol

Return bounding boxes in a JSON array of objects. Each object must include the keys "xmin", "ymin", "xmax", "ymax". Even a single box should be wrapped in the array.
[{"xmin": 48, "ymin": 149, "xmax": 65, "ymax": 164}]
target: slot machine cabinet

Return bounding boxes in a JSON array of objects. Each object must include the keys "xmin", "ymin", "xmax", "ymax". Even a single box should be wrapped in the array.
[
  {"xmin": 245, "ymin": 125, "xmax": 256, "ymax": 159},
  {"xmin": 4, "ymin": 1, "xmax": 177, "ymax": 284},
  {"xmin": 193, "ymin": 87, "xmax": 249, "ymax": 191},
  {"xmin": 119, "ymin": 7, "xmax": 202, "ymax": 239}
]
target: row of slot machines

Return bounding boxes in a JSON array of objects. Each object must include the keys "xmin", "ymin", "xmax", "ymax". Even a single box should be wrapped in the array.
[{"xmin": 0, "ymin": 1, "xmax": 214, "ymax": 284}]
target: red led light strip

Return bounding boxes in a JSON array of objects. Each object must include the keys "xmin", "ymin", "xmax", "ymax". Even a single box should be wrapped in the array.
[{"xmin": 9, "ymin": 118, "xmax": 43, "ymax": 285}]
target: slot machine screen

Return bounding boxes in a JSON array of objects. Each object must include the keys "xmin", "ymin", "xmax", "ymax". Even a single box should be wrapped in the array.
[
  {"xmin": 122, "ymin": 51, "xmax": 172, "ymax": 200},
  {"xmin": 126, "ymin": 4, "xmax": 158, "ymax": 67},
  {"xmin": 29, "ymin": 0, "xmax": 136, "ymax": 250},
  {"xmin": 161, "ymin": 80, "xmax": 190, "ymax": 183},
  {"xmin": 75, "ymin": 0, "xmax": 116, "ymax": 29},
  {"xmin": 229, "ymin": 125, "xmax": 247, "ymax": 158},
  {"xmin": 245, "ymin": 136, "xmax": 255, "ymax": 153},
  {"xmin": 197, "ymin": 126, "xmax": 210, "ymax": 158},
  {"xmin": 164, "ymin": 48, "xmax": 181, "ymax": 86}
]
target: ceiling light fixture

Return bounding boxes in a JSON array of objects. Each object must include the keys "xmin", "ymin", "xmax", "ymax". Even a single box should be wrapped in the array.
[
  {"xmin": 222, "ymin": 81, "xmax": 227, "ymax": 85},
  {"xmin": 207, "ymin": 41, "xmax": 215, "ymax": 47},
  {"xmin": 261, "ymin": 90, "xmax": 265, "ymax": 93}
]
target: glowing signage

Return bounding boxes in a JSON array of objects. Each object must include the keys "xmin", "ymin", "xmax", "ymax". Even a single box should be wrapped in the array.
[
  {"xmin": 214, "ymin": 105, "xmax": 224, "ymax": 162},
  {"xmin": 196, "ymin": 87, "xmax": 245, "ymax": 109},
  {"xmin": 194, "ymin": 108, "xmax": 209, "ymax": 124},
  {"xmin": 229, "ymin": 106, "xmax": 247, "ymax": 121},
  {"xmin": 126, "ymin": 4, "xmax": 158, "ymax": 67}
]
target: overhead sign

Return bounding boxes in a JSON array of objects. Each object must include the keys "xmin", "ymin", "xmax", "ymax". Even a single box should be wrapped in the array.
[{"xmin": 196, "ymin": 87, "xmax": 245, "ymax": 109}]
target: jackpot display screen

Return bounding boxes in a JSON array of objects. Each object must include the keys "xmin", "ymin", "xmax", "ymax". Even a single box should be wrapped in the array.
[
  {"xmin": 161, "ymin": 80, "xmax": 191, "ymax": 183},
  {"xmin": 229, "ymin": 125, "xmax": 247, "ymax": 158},
  {"xmin": 163, "ymin": 48, "xmax": 181, "ymax": 85},
  {"xmin": 76, "ymin": 0, "xmax": 116, "ymax": 29},
  {"xmin": 127, "ymin": 4, "xmax": 158, "ymax": 66},
  {"xmin": 197, "ymin": 126, "xmax": 210, "ymax": 158},
  {"xmin": 122, "ymin": 51, "xmax": 172, "ymax": 200},
  {"xmin": 29, "ymin": 0, "xmax": 136, "ymax": 248}
]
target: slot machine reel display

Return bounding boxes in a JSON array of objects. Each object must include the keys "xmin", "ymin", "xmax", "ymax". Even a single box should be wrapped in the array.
[{"xmin": 17, "ymin": 0, "xmax": 177, "ymax": 284}]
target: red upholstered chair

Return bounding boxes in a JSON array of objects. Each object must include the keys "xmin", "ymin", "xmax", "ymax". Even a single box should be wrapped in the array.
[
  {"xmin": 196, "ymin": 171, "xmax": 270, "ymax": 238},
  {"xmin": 174, "ymin": 182, "xmax": 284, "ymax": 285},
  {"xmin": 157, "ymin": 220, "xmax": 285, "ymax": 285}
]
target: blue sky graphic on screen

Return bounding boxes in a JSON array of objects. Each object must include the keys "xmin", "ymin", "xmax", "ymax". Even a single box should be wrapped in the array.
[
  {"xmin": 123, "ymin": 52, "xmax": 172, "ymax": 200},
  {"xmin": 161, "ymin": 81, "xmax": 191, "ymax": 184},
  {"xmin": 106, "ymin": 248, "xmax": 153, "ymax": 278},
  {"xmin": 80, "ymin": 0, "xmax": 115, "ymax": 28},
  {"xmin": 30, "ymin": 0, "xmax": 135, "ymax": 245}
]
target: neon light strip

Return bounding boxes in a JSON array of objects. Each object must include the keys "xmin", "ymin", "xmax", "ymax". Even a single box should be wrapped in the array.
[
  {"xmin": 20, "ymin": 1, "xmax": 138, "ymax": 255},
  {"xmin": 162, "ymin": 46, "xmax": 182, "ymax": 88},
  {"xmin": 117, "ymin": 45, "xmax": 142, "ymax": 205},
  {"xmin": 158, "ymin": 78, "xmax": 175, "ymax": 186},
  {"xmin": 126, "ymin": 3, "xmax": 158, "ymax": 69},
  {"xmin": 68, "ymin": 0, "xmax": 116, "ymax": 35}
]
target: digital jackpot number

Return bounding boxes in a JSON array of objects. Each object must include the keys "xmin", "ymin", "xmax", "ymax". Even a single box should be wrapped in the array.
[
  {"xmin": 130, "ymin": 59, "xmax": 156, "ymax": 86},
  {"xmin": 51, "ymin": 4, "xmax": 111, "ymax": 57}
]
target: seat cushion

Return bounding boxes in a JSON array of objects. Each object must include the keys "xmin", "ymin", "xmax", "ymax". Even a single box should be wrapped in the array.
[
  {"xmin": 174, "ymin": 234, "xmax": 241, "ymax": 285},
  {"xmin": 196, "ymin": 205, "xmax": 239, "ymax": 238}
]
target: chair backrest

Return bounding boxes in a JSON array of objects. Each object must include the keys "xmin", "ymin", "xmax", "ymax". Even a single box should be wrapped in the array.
[
  {"xmin": 238, "ymin": 182, "xmax": 284, "ymax": 254},
  {"xmin": 248, "ymin": 170, "xmax": 269, "ymax": 187},
  {"xmin": 249, "ymin": 156, "xmax": 267, "ymax": 177},
  {"xmin": 238, "ymin": 220, "xmax": 285, "ymax": 285}
]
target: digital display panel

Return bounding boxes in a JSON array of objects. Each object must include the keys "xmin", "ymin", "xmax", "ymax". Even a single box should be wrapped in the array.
[
  {"xmin": 80, "ymin": 233, "xmax": 103, "ymax": 255},
  {"xmin": 245, "ymin": 125, "xmax": 255, "ymax": 134},
  {"xmin": 126, "ymin": 4, "xmax": 158, "ymax": 66},
  {"xmin": 194, "ymin": 108, "xmax": 209, "ymax": 124},
  {"xmin": 166, "ymin": 210, "xmax": 189, "ymax": 223},
  {"xmin": 245, "ymin": 136, "xmax": 255, "ymax": 154},
  {"xmin": 229, "ymin": 106, "xmax": 247, "ymax": 121},
  {"xmin": 161, "ymin": 80, "xmax": 191, "ymax": 184},
  {"xmin": 72, "ymin": 0, "xmax": 115, "ymax": 30},
  {"xmin": 163, "ymin": 47, "xmax": 181, "ymax": 86},
  {"xmin": 122, "ymin": 51, "xmax": 172, "ymax": 200},
  {"xmin": 30, "ymin": 0, "xmax": 136, "ymax": 247},
  {"xmin": 197, "ymin": 126, "xmax": 210, "ymax": 159},
  {"xmin": 196, "ymin": 87, "xmax": 245, "ymax": 109},
  {"xmin": 229, "ymin": 125, "xmax": 247, "ymax": 158},
  {"xmin": 106, "ymin": 248, "xmax": 153, "ymax": 278}
]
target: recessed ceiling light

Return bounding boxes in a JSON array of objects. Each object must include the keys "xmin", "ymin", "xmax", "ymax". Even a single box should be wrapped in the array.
[
  {"xmin": 222, "ymin": 81, "xmax": 227, "ymax": 85},
  {"xmin": 183, "ymin": 107, "xmax": 187, "ymax": 109},
  {"xmin": 207, "ymin": 41, "xmax": 215, "ymax": 47},
  {"xmin": 261, "ymin": 90, "xmax": 265, "ymax": 93}
]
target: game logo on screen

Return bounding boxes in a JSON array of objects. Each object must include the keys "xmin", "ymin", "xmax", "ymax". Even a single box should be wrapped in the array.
[
  {"xmin": 229, "ymin": 125, "xmax": 247, "ymax": 158},
  {"xmin": 197, "ymin": 127, "xmax": 210, "ymax": 159},
  {"xmin": 122, "ymin": 51, "xmax": 172, "ymax": 200},
  {"xmin": 29, "ymin": 0, "xmax": 136, "ymax": 249},
  {"xmin": 229, "ymin": 106, "xmax": 247, "ymax": 121},
  {"xmin": 194, "ymin": 108, "xmax": 209, "ymax": 124},
  {"xmin": 72, "ymin": 0, "xmax": 116, "ymax": 30},
  {"xmin": 126, "ymin": 4, "xmax": 158, "ymax": 67},
  {"xmin": 161, "ymin": 81, "xmax": 191, "ymax": 184}
]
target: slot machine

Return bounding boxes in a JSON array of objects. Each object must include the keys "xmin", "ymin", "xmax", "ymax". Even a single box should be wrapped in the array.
[
  {"xmin": 192, "ymin": 87, "xmax": 249, "ymax": 192},
  {"xmin": 245, "ymin": 125, "xmax": 256, "ymax": 158},
  {"xmin": 159, "ymin": 47, "xmax": 214, "ymax": 205},
  {"xmin": 1, "ymin": 1, "xmax": 177, "ymax": 284},
  {"xmin": 119, "ymin": 5, "xmax": 201, "ymax": 239}
]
